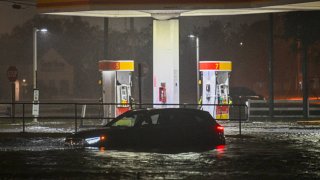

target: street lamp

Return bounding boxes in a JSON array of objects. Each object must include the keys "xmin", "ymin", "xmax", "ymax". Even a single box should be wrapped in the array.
[
  {"xmin": 33, "ymin": 27, "xmax": 47, "ymax": 122},
  {"xmin": 188, "ymin": 34, "xmax": 200, "ymax": 103},
  {"xmin": 33, "ymin": 28, "xmax": 47, "ymax": 89}
]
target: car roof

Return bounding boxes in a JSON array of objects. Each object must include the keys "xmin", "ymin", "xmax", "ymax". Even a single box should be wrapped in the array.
[
  {"xmin": 128, "ymin": 108, "xmax": 208, "ymax": 114},
  {"xmin": 107, "ymin": 108, "xmax": 214, "ymax": 127}
]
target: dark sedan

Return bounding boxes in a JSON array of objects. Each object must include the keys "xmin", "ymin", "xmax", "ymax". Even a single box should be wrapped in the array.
[{"xmin": 65, "ymin": 108, "xmax": 225, "ymax": 152}]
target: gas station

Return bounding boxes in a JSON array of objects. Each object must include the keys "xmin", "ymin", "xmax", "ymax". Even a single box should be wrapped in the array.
[
  {"xmin": 36, "ymin": 0, "xmax": 320, "ymax": 118},
  {"xmin": 1, "ymin": 1, "xmax": 320, "ymax": 177}
]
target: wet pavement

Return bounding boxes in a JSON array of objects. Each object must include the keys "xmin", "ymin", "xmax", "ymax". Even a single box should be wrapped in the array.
[{"xmin": 0, "ymin": 121, "xmax": 319, "ymax": 179}]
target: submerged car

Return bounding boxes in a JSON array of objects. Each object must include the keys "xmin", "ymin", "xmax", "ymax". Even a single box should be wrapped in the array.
[{"xmin": 65, "ymin": 108, "xmax": 225, "ymax": 152}]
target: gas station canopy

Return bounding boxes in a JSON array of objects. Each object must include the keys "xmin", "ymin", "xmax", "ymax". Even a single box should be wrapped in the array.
[
  {"xmin": 37, "ymin": 0, "xmax": 320, "ymax": 19},
  {"xmin": 36, "ymin": 0, "xmax": 320, "ymax": 109}
]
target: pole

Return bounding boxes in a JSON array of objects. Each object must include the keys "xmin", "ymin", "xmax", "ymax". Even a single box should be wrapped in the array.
[
  {"xmin": 33, "ymin": 28, "xmax": 38, "ymax": 123},
  {"xmin": 33, "ymin": 28, "xmax": 37, "ymax": 90},
  {"xmin": 268, "ymin": 14, "xmax": 274, "ymax": 119},
  {"xmin": 11, "ymin": 82, "xmax": 15, "ymax": 122},
  {"xmin": 302, "ymin": 44, "xmax": 308, "ymax": 118},
  {"xmin": 239, "ymin": 105, "xmax": 242, "ymax": 135},
  {"xmin": 103, "ymin": 18, "xmax": 109, "ymax": 59},
  {"xmin": 75, "ymin": 104, "xmax": 78, "ymax": 133},
  {"xmin": 22, "ymin": 104, "xmax": 25, "ymax": 133},
  {"xmin": 102, "ymin": 18, "xmax": 108, "ymax": 121},
  {"xmin": 196, "ymin": 36, "xmax": 200, "ymax": 103}
]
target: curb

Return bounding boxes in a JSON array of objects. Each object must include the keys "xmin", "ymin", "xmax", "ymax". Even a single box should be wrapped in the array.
[{"xmin": 296, "ymin": 120, "xmax": 320, "ymax": 125}]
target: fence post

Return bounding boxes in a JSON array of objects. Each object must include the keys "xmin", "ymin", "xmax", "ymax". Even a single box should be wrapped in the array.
[
  {"xmin": 75, "ymin": 104, "xmax": 78, "ymax": 133},
  {"xmin": 80, "ymin": 104, "xmax": 86, "ymax": 127},
  {"xmin": 246, "ymin": 100, "xmax": 249, "ymax": 121},
  {"xmin": 11, "ymin": 82, "xmax": 15, "ymax": 123},
  {"xmin": 239, "ymin": 104, "xmax": 242, "ymax": 136},
  {"xmin": 22, "ymin": 103, "xmax": 25, "ymax": 133},
  {"xmin": 308, "ymin": 99, "xmax": 310, "ymax": 117}
]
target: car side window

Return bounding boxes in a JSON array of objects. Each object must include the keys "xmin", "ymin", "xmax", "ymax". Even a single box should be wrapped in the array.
[
  {"xmin": 150, "ymin": 113, "xmax": 160, "ymax": 124},
  {"xmin": 112, "ymin": 114, "xmax": 138, "ymax": 127},
  {"xmin": 175, "ymin": 112, "xmax": 197, "ymax": 125},
  {"xmin": 161, "ymin": 111, "xmax": 209, "ymax": 126},
  {"xmin": 139, "ymin": 114, "xmax": 154, "ymax": 127},
  {"xmin": 138, "ymin": 113, "xmax": 160, "ymax": 127},
  {"xmin": 193, "ymin": 114, "xmax": 209, "ymax": 124},
  {"xmin": 157, "ymin": 112, "xmax": 175, "ymax": 126}
]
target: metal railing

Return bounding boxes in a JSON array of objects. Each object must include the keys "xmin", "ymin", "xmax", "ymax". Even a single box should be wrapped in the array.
[
  {"xmin": 0, "ymin": 102, "xmax": 247, "ymax": 133},
  {"xmin": 247, "ymin": 99, "xmax": 320, "ymax": 119}
]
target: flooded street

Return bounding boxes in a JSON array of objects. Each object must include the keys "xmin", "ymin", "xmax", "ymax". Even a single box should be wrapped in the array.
[{"xmin": 0, "ymin": 121, "xmax": 319, "ymax": 179}]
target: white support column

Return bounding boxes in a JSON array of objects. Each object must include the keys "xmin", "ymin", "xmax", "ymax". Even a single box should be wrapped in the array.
[{"xmin": 153, "ymin": 19, "xmax": 179, "ymax": 107}]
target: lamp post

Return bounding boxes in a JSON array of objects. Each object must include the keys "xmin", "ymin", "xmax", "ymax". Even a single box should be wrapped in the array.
[
  {"xmin": 33, "ymin": 28, "xmax": 47, "ymax": 90},
  {"xmin": 33, "ymin": 28, "xmax": 47, "ymax": 122},
  {"xmin": 189, "ymin": 34, "xmax": 200, "ymax": 103}
]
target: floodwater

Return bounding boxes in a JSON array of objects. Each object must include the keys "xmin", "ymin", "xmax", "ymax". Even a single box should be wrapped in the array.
[{"xmin": 0, "ymin": 121, "xmax": 319, "ymax": 179}]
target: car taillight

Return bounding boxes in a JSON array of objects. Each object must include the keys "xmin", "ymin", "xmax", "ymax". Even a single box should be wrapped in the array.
[{"xmin": 215, "ymin": 125, "xmax": 224, "ymax": 132}]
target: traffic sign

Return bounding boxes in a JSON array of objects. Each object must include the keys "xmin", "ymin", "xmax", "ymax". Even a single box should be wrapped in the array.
[
  {"xmin": 7, "ymin": 66, "xmax": 18, "ymax": 82},
  {"xmin": 32, "ymin": 103, "xmax": 39, "ymax": 117},
  {"xmin": 33, "ymin": 89, "xmax": 39, "ymax": 101}
]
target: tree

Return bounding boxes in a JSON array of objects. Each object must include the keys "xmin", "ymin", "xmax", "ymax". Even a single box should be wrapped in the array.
[
  {"xmin": 107, "ymin": 19, "xmax": 153, "ymax": 102},
  {"xmin": 0, "ymin": 15, "xmax": 104, "ymax": 100},
  {"xmin": 282, "ymin": 11, "xmax": 320, "ymax": 118},
  {"xmin": 200, "ymin": 18, "xmax": 270, "ymax": 95}
]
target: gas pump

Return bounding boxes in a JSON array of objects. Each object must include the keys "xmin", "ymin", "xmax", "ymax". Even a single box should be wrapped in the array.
[
  {"xmin": 199, "ymin": 61, "xmax": 232, "ymax": 120},
  {"xmin": 117, "ymin": 84, "xmax": 131, "ymax": 107},
  {"xmin": 99, "ymin": 60, "xmax": 134, "ymax": 118}
]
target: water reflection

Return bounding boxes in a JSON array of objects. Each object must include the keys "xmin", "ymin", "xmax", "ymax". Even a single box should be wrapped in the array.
[{"xmin": 215, "ymin": 145, "xmax": 226, "ymax": 159}]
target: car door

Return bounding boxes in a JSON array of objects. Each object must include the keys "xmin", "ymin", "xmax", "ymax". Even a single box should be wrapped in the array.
[
  {"xmin": 135, "ymin": 111, "xmax": 162, "ymax": 148},
  {"xmin": 155, "ymin": 110, "xmax": 183, "ymax": 148},
  {"xmin": 135, "ymin": 110, "xmax": 177, "ymax": 149},
  {"xmin": 168, "ymin": 110, "xmax": 210, "ymax": 147},
  {"xmin": 108, "ymin": 112, "xmax": 140, "ymax": 148}
]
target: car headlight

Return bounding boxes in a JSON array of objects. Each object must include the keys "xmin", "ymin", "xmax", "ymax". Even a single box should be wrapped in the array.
[
  {"xmin": 85, "ymin": 137, "xmax": 100, "ymax": 145},
  {"xmin": 85, "ymin": 135, "xmax": 107, "ymax": 145}
]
